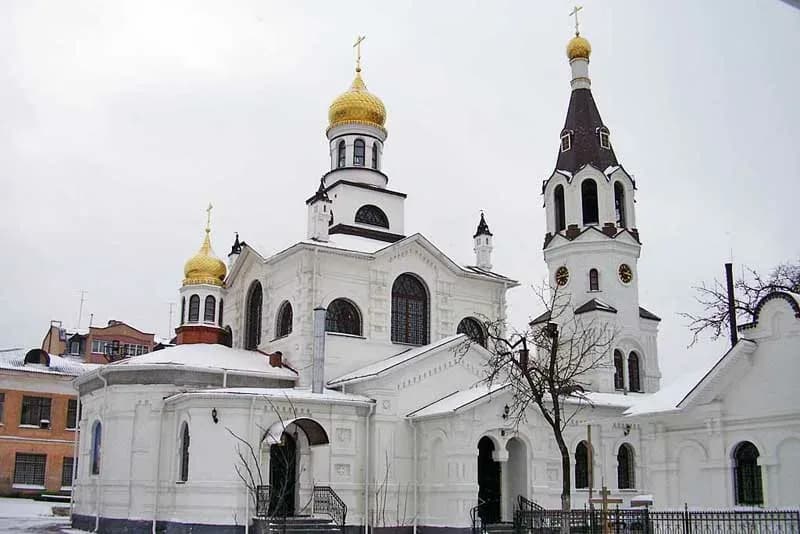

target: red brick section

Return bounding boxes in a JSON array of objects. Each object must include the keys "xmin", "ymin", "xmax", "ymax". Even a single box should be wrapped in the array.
[
  {"xmin": 84, "ymin": 322, "xmax": 155, "ymax": 364},
  {"xmin": 0, "ymin": 389, "xmax": 77, "ymax": 496},
  {"xmin": 175, "ymin": 324, "xmax": 226, "ymax": 345}
]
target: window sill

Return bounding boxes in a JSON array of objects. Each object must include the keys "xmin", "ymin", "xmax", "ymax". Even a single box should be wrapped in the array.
[
  {"xmin": 392, "ymin": 341, "xmax": 426, "ymax": 347},
  {"xmin": 326, "ymin": 332, "xmax": 366, "ymax": 340},
  {"xmin": 12, "ymin": 484, "xmax": 45, "ymax": 490},
  {"xmin": 270, "ymin": 334, "xmax": 291, "ymax": 342},
  {"xmin": 18, "ymin": 424, "xmax": 47, "ymax": 429},
  {"xmin": 60, "ymin": 486, "xmax": 72, "ymax": 491},
  {"xmin": 66, "ymin": 428, "xmax": 77, "ymax": 432}
]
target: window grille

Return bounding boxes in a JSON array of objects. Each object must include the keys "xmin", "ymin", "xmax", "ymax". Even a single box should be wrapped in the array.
[
  {"xmin": 353, "ymin": 139, "xmax": 365, "ymax": 166},
  {"xmin": 371, "ymin": 142, "xmax": 379, "ymax": 169},
  {"xmin": 337, "ymin": 140, "xmax": 346, "ymax": 168},
  {"xmin": 91, "ymin": 422, "xmax": 102, "ymax": 475},
  {"xmin": 204, "ymin": 295, "xmax": 216, "ymax": 322},
  {"xmin": 613, "ymin": 351, "xmax": 624, "ymax": 390},
  {"xmin": 575, "ymin": 442, "xmax": 591, "ymax": 489},
  {"xmin": 560, "ymin": 132, "xmax": 571, "ymax": 152},
  {"xmin": 734, "ymin": 442, "xmax": 763, "ymax": 505},
  {"xmin": 391, "ymin": 274, "xmax": 429, "ymax": 345},
  {"xmin": 581, "ymin": 179, "xmax": 599, "ymax": 225},
  {"xmin": 246, "ymin": 282, "xmax": 263, "ymax": 349},
  {"xmin": 219, "ymin": 298, "xmax": 224, "ymax": 326},
  {"xmin": 13, "ymin": 453, "xmax": 46, "ymax": 486},
  {"xmin": 599, "ymin": 130, "xmax": 611, "ymax": 149},
  {"xmin": 614, "ymin": 182, "xmax": 626, "ymax": 227},
  {"xmin": 326, "ymin": 299, "xmax": 362, "ymax": 336},
  {"xmin": 62, "ymin": 457, "xmax": 74, "ymax": 487},
  {"xmin": 617, "ymin": 444, "xmax": 635, "ymax": 489},
  {"xmin": 179, "ymin": 424, "xmax": 190, "ymax": 482},
  {"xmin": 188, "ymin": 295, "xmax": 200, "ymax": 322},
  {"xmin": 589, "ymin": 269, "xmax": 600, "ymax": 291},
  {"xmin": 628, "ymin": 352, "xmax": 641, "ymax": 392},
  {"xmin": 457, "ymin": 318, "xmax": 486, "ymax": 347},
  {"xmin": 554, "ymin": 185, "xmax": 566, "ymax": 232},
  {"xmin": 20, "ymin": 396, "xmax": 51, "ymax": 426},
  {"xmin": 354, "ymin": 205, "xmax": 389, "ymax": 228}
]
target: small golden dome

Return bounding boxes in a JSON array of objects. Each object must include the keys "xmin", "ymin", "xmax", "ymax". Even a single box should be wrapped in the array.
[
  {"xmin": 567, "ymin": 34, "xmax": 591, "ymax": 60},
  {"xmin": 183, "ymin": 228, "xmax": 226, "ymax": 287},
  {"xmin": 328, "ymin": 69, "xmax": 387, "ymax": 132}
]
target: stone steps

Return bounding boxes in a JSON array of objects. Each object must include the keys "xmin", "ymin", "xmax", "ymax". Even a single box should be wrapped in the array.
[{"xmin": 256, "ymin": 516, "xmax": 342, "ymax": 534}]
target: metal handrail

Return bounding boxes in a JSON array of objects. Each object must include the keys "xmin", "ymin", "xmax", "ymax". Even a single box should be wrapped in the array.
[
  {"xmin": 312, "ymin": 485, "xmax": 347, "ymax": 530},
  {"xmin": 255, "ymin": 485, "xmax": 270, "ymax": 518},
  {"xmin": 517, "ymin": 495, "xmax": 544, "ymax": 513}
]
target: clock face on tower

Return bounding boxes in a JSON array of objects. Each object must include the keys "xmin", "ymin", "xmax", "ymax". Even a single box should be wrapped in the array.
[
  {"xmin": 555, "ymin": 266, "xmax": 570, "ymax": 286},
  {"xmin": 618, "ymin": 264, "xmax": 633, "ymax": 284}
]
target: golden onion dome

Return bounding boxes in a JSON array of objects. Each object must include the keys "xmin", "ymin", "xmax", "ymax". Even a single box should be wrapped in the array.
[
  {"xmin": 183, "ymin": 228, "xmax": 226, "ymax": 287},
  {"xmin": 328, "ymin": 68, "xmax": 387, "ymax": 133},
  {"xmin": 567, "ymin": 34, "xmax": 591, "ymax": 60}
]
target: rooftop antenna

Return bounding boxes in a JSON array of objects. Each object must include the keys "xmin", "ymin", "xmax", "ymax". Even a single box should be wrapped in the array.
[{"xmin": 76, "ymin": 290, "xmax": 88, "ymax": 329}]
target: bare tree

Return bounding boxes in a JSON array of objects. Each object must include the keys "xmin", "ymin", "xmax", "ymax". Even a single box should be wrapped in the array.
[
  {"xmin": 679, "ymin": 260, "xmax": 800, "ymax": 346},
  {"xmin": 371, "ymin": 449, "xmax": 415, "ymax": 528},
  {"xmin": 468, "ymin": 283, "xmax": 615, "ymax": 526}
]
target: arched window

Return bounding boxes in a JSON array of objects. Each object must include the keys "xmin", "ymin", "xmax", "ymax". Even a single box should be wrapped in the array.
[
  {"xmin": 628, "ymin": 352, "xmax": 641, "ymax": 392},
  {"xmin": 391, "ymin": 274, "xmax": 429, "ymax": 345},
  {"xmin": 204, "ymin": 295, "xmax": 216, "ymax": 323},
  {"xmin": 457, "ymin": 317, "xmax": 486, "ymax": 347},
  {"xmin": 179, "ymin": 423, "xmax": 190, "ymax": 482},
  {"xmin": 372, "ymin": 142, "xmax": 379, "ymax": 170},
  {"xmin": 91, "ymin": 421, "xmax": 102, "ymax": 475},
  {"xmin": 554, "ymin": 185, "xmax": 566, "ymax": 232},
  {"xmin": 355, "ymin": 205, "xmax": 389, "ymax": 228},
  {"xmin": 353, "ymin": 139, "xmax": 365, "ymax": 166},
  {"xmin": 581, "ymin": 179, "xmax": 599, "ymax": 225},
  {"xmin": 575, "ymin": 441, "xmax": 592, "ymax": 489},
  {"xmin": 188, "ymin": 295, "xmax": 200, "ymax": 322},
  {"xmin": 245, "ymin": 282, "xmax": 262, "ymax": 350},
  {"xmin": 613, "ymin": 350, "xmax": 624, "ymax": 390},
  {"xmin": 617, "ymin": 444, "xmax": 635, "ymax": 489},
  {"xmin": 276, "ymin": 301, "xmax": 293, "ymax": 338},
  {"xmin": 180, "ymin": 297, "xmax": 186, "ymax": 324},
  {"xmin": 614, "ymin": 182, "xmax": 626, "ymax": 228},
  {"xmin": 218, "ymin": 298, "xmax": 224, "ymax": 327},
  {"xmin": 734, "ymin": 442, "xmax": 763, "ymax": 505},
  {"xmin": 337, "ymin": 140, "xmax": 346, "ymax": 168},
  {"xmin": 325, "ymin": 299, "xmax": 362, "ymax": 335},
  {"xmin": 589, "ymin": 269, "xmax": 600, "ymax": 291}
]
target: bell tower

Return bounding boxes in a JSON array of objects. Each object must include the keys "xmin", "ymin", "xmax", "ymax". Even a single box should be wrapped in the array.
[{"xmin": 537, "ymin": 23, "xmax": 661, "ymax": 394}]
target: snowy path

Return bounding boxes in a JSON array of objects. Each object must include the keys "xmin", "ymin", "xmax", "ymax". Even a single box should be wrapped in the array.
[{"xmin": 0, "ymin": 497, "xmax": 76, "ymax": 533}]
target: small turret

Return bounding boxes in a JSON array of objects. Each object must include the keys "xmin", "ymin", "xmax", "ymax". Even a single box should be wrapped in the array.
[
  {"xmin": 307, "ymin": 179, "xmax": 333, "ymax": 242},
  {"xmin": 228, "ymin": 232, "xmax": 242, "ymax": 269},
  {"xmin": 473, "ymin": 212, "xmax": 494, "ymax": 271}
]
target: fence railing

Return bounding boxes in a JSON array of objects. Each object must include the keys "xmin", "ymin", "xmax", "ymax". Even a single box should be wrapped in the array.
[
  {"xmin": 255, "ymin": 485, "xmax": 270, "ymax": 518},
  {"xmin": 513, "ymin": 506, "xmax": 800, "ymax": 534},
  {"xmin": 312, "ymin": 485, "xmax": 347, "ymax": 530}
]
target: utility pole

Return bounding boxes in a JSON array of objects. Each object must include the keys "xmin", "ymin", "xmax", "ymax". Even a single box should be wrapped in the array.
[{"xmin": 76, "ymin": 290, "xmax": 88, "ymax": 329}]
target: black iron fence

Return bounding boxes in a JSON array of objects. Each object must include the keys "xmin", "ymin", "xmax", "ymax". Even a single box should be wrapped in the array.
[
  {"xmin": 514, "ymin": 507, "xmax": 800, "ymax": 534},
  {"xmin": 312, "ymin": 485, "xmax": 347, "ymax": 530}
]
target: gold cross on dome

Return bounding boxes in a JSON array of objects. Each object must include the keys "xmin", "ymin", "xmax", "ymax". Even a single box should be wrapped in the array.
[
  {"xmin": 353, "ymin": 35, "xmax": 366, "ymax": 71},
  {"xmin": 569, "ymin": 5, "xmax": 583, "ymax": 36},
  {"xmin": 206, "ymin": 203, "xmax": 213, "ymax": 232}
]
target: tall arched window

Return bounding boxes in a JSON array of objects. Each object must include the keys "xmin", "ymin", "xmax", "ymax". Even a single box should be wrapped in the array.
[
  {"xmin": 218, "ymin": 298, "xmax": 224, "ymax": 327},
  {"xmin": 589, "ymin": 268, "xmax": 600, "ymax": 291},
  {"xmin": 554, "ymin": 185, "xmax": 566, "ymax": 232},
  {"xmin": 91, "ymin": 421, "xmax": 102, "ymax": 475},
  {"xmin": 457, "ymin": 317, "xmax": 486, "ymax": 347},
  {"xmin": 391, "ymin": 274, "xmax": 429, "ymax": 345},
  {"xmin": 276, "ymin": 301, "xmax": 293, "ymax": 338},
  {"xmin": 613, "ymin": 350, "xmax": 624, "ymax": 390},
  {"xmin": 372, "ymin": 142, "xmax": 379, "ymax": 170},
  {"xmin": 180, "ymin": 297, "xmax": 186, "ymax": 324},
  {"xmin": 628, "ymin": 352, "xmax": 641, "ymax": 392},
  {"xmin": 575, "ymin": 441, "xmax": 592, "ymax": 489},
  {"xmin": 614, "ymin": 182, "xmax": 626, "ymax": 228},
  {"xmin": 353, "ymin": 139, "xmax": 365, "ymax": 166},
  {"xmin": 179, "ymin": 423, "xmax": 190, "ymax": 482},
  {"xmin": 188, "ymin": 295, "xmax": 200, "ymax": 322},
  {"xmin": 204, "ymin": 295, "xmax": 216, "ymax": 323},
  {"xmin": 734, "ymin": 441, "xmax": 763, "ymax": 505},
  {"xmin": 355, "ymin": 204, "xmax": 389, "ymax": 228},
  {"xmin": 617, "ymin": 444, "xmax": 635, "ymax": 489},
  {"xmin": 245, "ymin": 282, "xmax": 263, "ymax": 350},
  {"xmin": 337, "ymin": 140, "xmax": 346, "ymax": 168},
  {"xmin": 581, "ymin": 179, "xmax": 599, "ymax": 225},
  {"xmin": 325, "ymin": 299, "xmax": 362, "ymax": 335}
]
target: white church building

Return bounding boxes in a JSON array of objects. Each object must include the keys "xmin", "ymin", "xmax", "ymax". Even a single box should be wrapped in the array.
[{"xmin": 70, "ymin": 31, "xmax": 800, "ymax": 534}]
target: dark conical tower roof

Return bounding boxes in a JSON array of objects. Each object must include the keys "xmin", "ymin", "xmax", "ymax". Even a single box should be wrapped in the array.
[
  {"xmin": 474, "ymin": 212, "xmax": 493, "ymax": 238},
  {"xmin": 556, "ymin": 88, "xmax": 618, "ymax": 173}
]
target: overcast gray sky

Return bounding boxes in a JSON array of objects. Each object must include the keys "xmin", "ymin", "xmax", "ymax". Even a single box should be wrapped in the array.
[{"xmin": 1, "ymin": 1, "xmax": 798, "ymax": 385}]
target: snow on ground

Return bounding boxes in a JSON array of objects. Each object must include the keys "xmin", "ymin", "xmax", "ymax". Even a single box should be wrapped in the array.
[{"xmin": 0, "ymin": 497, "xmax": 74, "ymax": 533}]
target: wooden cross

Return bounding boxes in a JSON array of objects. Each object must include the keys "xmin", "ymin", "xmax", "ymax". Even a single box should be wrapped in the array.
[
  {"xmin": 590, "ymin": 485, "xmax": 623, "ymax": 534},
  {"xmin": 569, "ymin": 5, "xmax": 583, "ymax": 35},
  {"xmin": 206, "ymin": 203, "xmax": 213, "ymax": 232},
  {"xmin": 353, "ymin": 35, "xmax": 366, "ymax": 71}
]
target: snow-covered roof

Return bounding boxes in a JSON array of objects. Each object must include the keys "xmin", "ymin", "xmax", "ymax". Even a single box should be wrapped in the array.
[
  {"xmin": 106, "ymin": 344, "xmax": 298, "ymax": 379},
  {"xmin": 622, "ymin": 369, "xmax": 706, "ymax": 416},
  {"xmin": 0, "ymin": 348, "xmax": 99, "ymax": 377},
  {"xmin": 328, "ymin": 334, "xmax": 468, "ymax": 386},
  {"xmin": 407, "ymin": 382, "xmax": 510, "ymax": 419},
  {"xmin": 300, "ymin": 234, "xmax": 390, "ymax": 254},
  {"xmin": 170, "ymin": 387, "xmax": 373, "ymax": 406}
]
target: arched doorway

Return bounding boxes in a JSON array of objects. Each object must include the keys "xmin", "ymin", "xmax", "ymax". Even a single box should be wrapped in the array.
[
  {"xmin": 269, "ymin": 433, "xmax": 297, "ymax": 516},
  {"xmin": 477, "ymin": 437, "xmax": 501, "ymax": 524}
]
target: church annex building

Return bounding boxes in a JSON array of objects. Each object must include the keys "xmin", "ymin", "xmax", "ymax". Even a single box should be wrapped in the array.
[{"xmin": 69, "ymin": 30, "xmax": 800, "ymax": 534}]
